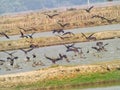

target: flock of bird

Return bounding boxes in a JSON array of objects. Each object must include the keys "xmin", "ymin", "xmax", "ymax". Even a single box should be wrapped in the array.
[{"xmin": 0, "ymin": 5, "xmax": 119, "ymax": 72}]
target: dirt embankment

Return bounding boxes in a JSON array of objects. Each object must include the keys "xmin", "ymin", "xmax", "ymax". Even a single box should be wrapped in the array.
[
  {"xmin": 0, "ymin": 30, "xmax": 120, "ymax": 51},
  {"xmin": 0, "ymin": 5, "xmax": 120, "ymax": 36},
  {"xmin": 0, "ymin": 60, "xmax": 120, "ymax": 88}
]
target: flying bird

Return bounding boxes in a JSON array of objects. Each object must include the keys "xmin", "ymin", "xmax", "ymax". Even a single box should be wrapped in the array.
[
  {"xmin": 52, "ymin": 29, "xmax": 64, "ymax": 34},
  {"xmin": 18, "ymin": 27, "xmax": 36, "ymax": 32},
  {"xmin": 27, "ymin": 32, "xmax": 35, "ymax": 39},
  {"xmin": 44, "ymin": 13, "xmax": 59, "ymax": 19},
  {"xmin": 2, "ymin": 51, "xmax": 17, "ymax": 56},
  {"xmin": 62, "ymin": 31, "xmax": 75, "ymax": 36},
  {"xmin": 0, "ymin": 60, "xmax": 5, "ymax": 65},
  {"xmin": 19, "ymin": 30, "xmax": 28, "ymax": 38},
  {"xmin": 7, "ymin": 56, "xmax": 18, "ymax": 66},
  {"xmin": 44, "ymin": 54, "xmax": 63, "ymax": 64},
  {"xmin": 20, "ymin": 48, "xmax": 34, "ymax": 54},
  {"xmin": 81, "ymin": 33, "xmax": 96, "ymax": 41},
  {"xmin": 85, "ymin": 6, "xmax": 94, "ymax": 13},
  {"xmin": 56, "ymin": 35, "xmax": 69, "ymax": 40},
  {"xmin": 0, "ymin": 32, "xmax": 10, "ymax": 39},
  {"xmin": 57, "ymin": 22, "xmax": 70, "ymax": 28},
  {"xmin": 64, "ymin": 43, "xmax": 75, "ymax": 49}
]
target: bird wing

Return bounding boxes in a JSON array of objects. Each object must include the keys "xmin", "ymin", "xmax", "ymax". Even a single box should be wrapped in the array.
[
  {"xmin": 44, "ymin": 13, "xmax": 52, "ymax": 18},
  {"xmin": 104, "ymin": 43, "xmax": 109, "ymax": 47},
  {"xmin": 57, "ymin": 22, "xmax": 63, "ymax": 27},
  {"xmin": 2, "ymin": 32, "xmax": 9, "ymax": 39},
  {"xmin": 88, "ymin": 33, "xmax": 95, "ymax": 38},
  {"xmin": 20, "ymin": 30, "xmax": 24, "ymax": 36},
  {"xmin": 81, "ymin": 33, "xmax": 88, "ymax": 39},
  {"xmin": 31, "ymin": 32, "xmax": 35, "ymax": 36},
  {"xmin": 56, "ymin": 35, "xmax": 64, "ymax": 39},
  {"xmin": 52, "ymin": 14, "xmax": 59, "ymax": 17},
  {"xmin": 20, "ymin": 48, "xmax": 26, "ymax": 52},
  {"xmin": 63, "ymin": 23, "xmax": 69, "ymax": 27},
  {"xmin": 44, "ymin": 54, "xmax": 53, "ymax": 60},
  {"xmin": 88, "ymin": 6, "xmax": 94, "ymax": 11},
  {"xmin": 62, "ymin": 32, "xmax": 75, "ymax": 36},
  {"xmin": 27, "ymin": 48, "xmax": 34, "ymax": 52},
  {"xmin": 58, "ymin": 29, "xmax": 64, "ymax": 33},
  {"xmin": 92, "ymin": 47, "xmax": 98, "ymax": 51}
]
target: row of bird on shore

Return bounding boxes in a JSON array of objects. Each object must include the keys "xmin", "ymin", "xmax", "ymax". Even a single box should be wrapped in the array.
[{"xmin": 0, "ymin": 6, "xmax": 119, "ymax": 71}]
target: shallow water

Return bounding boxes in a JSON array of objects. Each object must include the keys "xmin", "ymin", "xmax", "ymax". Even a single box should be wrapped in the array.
[
  {"xmin": 85, "ymin": 86, "xmax": 120, "ymax": 90},
  {"xmin": 0, "ymin": 38, "xmax": 120, "ymax": 75}
]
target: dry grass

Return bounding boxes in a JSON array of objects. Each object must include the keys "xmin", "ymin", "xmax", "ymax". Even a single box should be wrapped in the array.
[
  {"xmin": 0, "ymin": 5, "xmax": 120, "ymax": 36},
  {"xmin": 0, "ymin": 60, "xmax": 120, "ymax": 88},
  {"xmin": 0, "ymin": 30, "xmax": 120, "ymax": 51}
]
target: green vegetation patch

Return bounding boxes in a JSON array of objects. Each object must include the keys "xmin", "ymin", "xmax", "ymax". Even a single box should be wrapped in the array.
[{"xmin": 2, "ymin": 70, "xmax": 120, "ymax": 90}]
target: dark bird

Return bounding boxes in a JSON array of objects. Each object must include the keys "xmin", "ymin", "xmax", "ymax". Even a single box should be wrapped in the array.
[
  {"xmin": 18, "ymin": 27, "xmax": 35, "ymax": 32},
  {"xmin": 44, "ymin": 13, "xmax": 59, "ymax": 19},
  {"xmin": 27, "ymin": 32, "xmax": 35, "ymax": 39},
  {"xmin": 66, "ymin": 47, "xmax": 81, "ymax": 56},
  {"xmin": 87, "ymin": 49, "xmax": 89, "ymax": 53},
  {"xmin": 56, "ymin": 35, "xmax": 69, "ymax": 40},
  {"xmin": 52, "ymin": 29, "xmax": 64, "ymax": 34},
  {"xmin": 81, "ymin": 33, "xmax": 96, "ymax": 41},
  {"xmin": 57, "ymin": 22, "xmax": 70, "ymax": 28},
  {"xmin": 19, "ymin": 30, "xmax": 28, "ymax": 38},
  {"xmin": 0, "ymin": 32, "xmax": 10, "ymax": 39},
  {"xmin": 96, "ymin": 42, "xmax": 103, "ymax": 47},
  {"xmin": 32, "ymin": 54, "xmax": 36, "ymax": 58},
  {"xmin": 92, "ymin": 15, "xmax": 117, "ymax": 23},
  {"xmin": 85, "ymin": 6, "xmax": 94, "ymax": 13},
  {"xmin": 62, "ymin": 32, "xmax": 75, "ymax": 36},
  {"xmin": 44, "ymin": 54, "xmax": 63, "ymax": 64},
  {"xmin": 92, "ymin": 43, "xmax": 108, "ymax": 52},
  {"xmin": 30, "ymin": 44, "xmax": 39, "ymax": 48},
  {"xmin": 92, "ymin": 47, "xmax": 101, "ymax": 52},
  {"xmin": 7, "ymin": 56, "xmax": 18, "ymax": 66},
  {"xmin": 91, "ymin": 15, "xmax": 106, "ymax": 20},
  {"xmin": 2, "ymin": 51, "xmax": 17, "ymax": 56},
  {"xmin": 20, "ymin": 48, "xmax": 34, "ymax": 54},
  {"xmin": 60, "ymin": 54, "xmax": 70, "ymax": 62},
  {"xmin": 106, "ymin": 18, "xmax": 118, "ymax": 23},
  {"xmin": 26, "ymin": 56, "xmax": 30, "ymax": 62},
  {"xmin": 64, "ymin": 43, "xmax": 75, "ymax": 49},
  {"xmin": 0, "ymin": 60, "xmax": 5, "ymax": 65}
]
